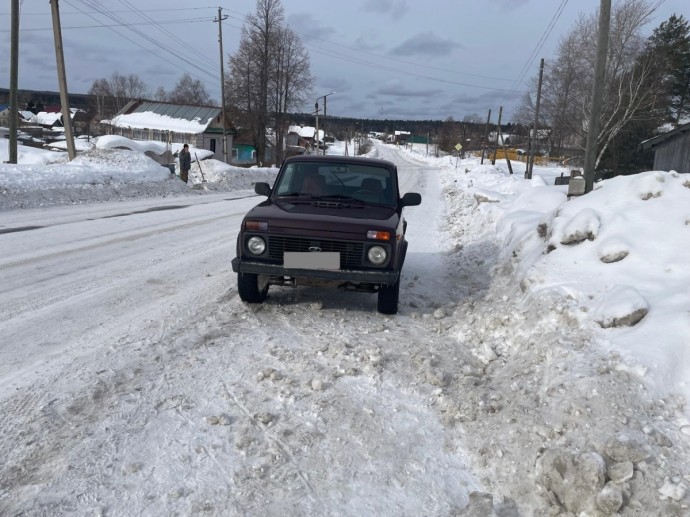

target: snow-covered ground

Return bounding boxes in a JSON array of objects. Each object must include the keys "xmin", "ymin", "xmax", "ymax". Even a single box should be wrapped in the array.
[{"xmin": 0, "ymin": 138, "xmax": 689, "ymax": 515}]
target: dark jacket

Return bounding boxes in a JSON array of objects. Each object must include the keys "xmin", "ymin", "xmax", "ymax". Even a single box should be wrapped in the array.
[{"xmin": 179, "ymin": 149, "xmax": 191, "ymax": 171}]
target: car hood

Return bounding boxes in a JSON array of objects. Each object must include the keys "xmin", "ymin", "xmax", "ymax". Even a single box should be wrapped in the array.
[{"xmin": 244, "ymin": 199, "xmax": 400, "ymax": 235}]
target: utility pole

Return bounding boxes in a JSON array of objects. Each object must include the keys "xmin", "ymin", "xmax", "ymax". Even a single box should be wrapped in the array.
[
  {"xmin": 583, "ymin": 0, "xmax": 611, "ymax": 193},
  {"xmin": 481, "ymin": 109, "xmax": 491, "ymax": 164},
  {"xmin": 215, "ymin": 8, "xmax": 229, "ymax": 163},
  {"xmin": 50, "ymin": 0, "xmax": 76, "ymax": 160},
  {"xmin": 492, "ymin": 105, "xmax": 502, "ymax": 165},
  {"xmin": 322, "ymin": 96, "xmax": 328, "ymax": 156},
  {"xmin": 9, "ymin": 0, "xmax": 19, "ymax": 163},
  {"xmin": 314, "ymin": 102, "xmax": 319, "ymax": 154},
  {"xmin": 526, "ymin": 58, "xmax": 545, "ymax": 179}
]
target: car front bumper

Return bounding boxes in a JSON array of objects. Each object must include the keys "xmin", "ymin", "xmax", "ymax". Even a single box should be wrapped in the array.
[{"xmin": 232, "ymin": 257, "xmax": 399, "ymax": 285}]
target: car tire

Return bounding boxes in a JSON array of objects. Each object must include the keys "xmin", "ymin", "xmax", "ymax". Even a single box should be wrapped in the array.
[
  {"xmin": 237, "ymin": 272, "xmax": 268, "ymax": 303},
  {"xmin": 377, "ymin": 276, "xmax": 400, "ymax": 314}
]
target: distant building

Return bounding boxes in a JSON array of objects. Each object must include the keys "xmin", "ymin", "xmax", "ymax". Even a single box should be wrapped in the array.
[
  {"xmin": 103, "ymin": 100, "xmax": 234, "ymax": 162},
  {"xmin": 287, "ymin": 125, "xmax": 323, "ymax": 152},
  {"xmin": 394, "ymin": 130, "xmax": 410, "ymax": 144}
]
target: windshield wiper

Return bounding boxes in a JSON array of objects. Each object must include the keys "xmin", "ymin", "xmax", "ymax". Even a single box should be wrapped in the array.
[
  {"xmin": 320, "ymin": 194, "xmax": 356, "ymax": 200},
  {"xmin": 277, "ymin": 192, "xmax": 323, "ymax": 200}
]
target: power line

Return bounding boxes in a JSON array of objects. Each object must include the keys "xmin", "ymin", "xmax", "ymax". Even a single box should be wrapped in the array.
[
  {"xmin": 115, "ymin": 0, "xmax": 217, "ymax": 70},
  {"xmin": 305, "ymin": 42, "xmax": 525, "ymax": 94},
  {"xmin": 62, "ymin": 0, "xmax": 218, "ymax": 89},
  {"xmin": 0, "ymin": 6, "xmax": 218, "ymax": 16},
  {"xmin": 0, "ymin": 17, "xmax": 211, "ymax": 32},
  {"xmin": 220, "ymin": 18, "xmax": 525, "ymax": 96},
  {"xmin": 510, "ymin": 0, "xmax": 569, "ymax": 92}
]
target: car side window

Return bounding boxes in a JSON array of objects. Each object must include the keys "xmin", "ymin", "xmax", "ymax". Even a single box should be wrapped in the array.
[{"xmin": 275, "ymin": 164, "xmax": 297, "ymax": 195}]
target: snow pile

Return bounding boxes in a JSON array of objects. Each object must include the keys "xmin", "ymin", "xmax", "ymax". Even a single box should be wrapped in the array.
[
  {"xmin": 95, "ymin": 135, "xmax": 214, "ymax": 160},
  {"xmin": 392, "ymin": 145, "xmax": 690, "ymax": 514},
  {"xmin": 46, "ymin": 138, "xmax": 96, "ymax": 152},
  {"xmin": 0, "ymin": 140, "xmax": 278, "ymax": 210},
  {"xmin": 409, "ymin": 145, "xmax": 690, "ymax": 405}
]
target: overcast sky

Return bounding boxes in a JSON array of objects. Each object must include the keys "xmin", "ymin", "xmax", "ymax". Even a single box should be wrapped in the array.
[{"xmin": 1, "ymin": 0, "xmax": 687, "ymax": 122}]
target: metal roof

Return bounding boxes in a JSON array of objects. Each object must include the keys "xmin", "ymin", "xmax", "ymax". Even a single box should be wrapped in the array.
[{"xmin": 131, "ymin": 102, "xmax": 221, "ymax": 124}]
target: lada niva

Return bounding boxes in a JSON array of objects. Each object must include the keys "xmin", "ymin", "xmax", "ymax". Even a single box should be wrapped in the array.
[{"xmin": 231, "ymin": 154, "xmax": 422, "ymax": 314}]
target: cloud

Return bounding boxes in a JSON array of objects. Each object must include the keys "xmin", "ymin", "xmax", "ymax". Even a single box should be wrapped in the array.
[
  {"xmin": 389, "ymin": 32, "xmax": 461, "ymax": 57},
  {"xmin": 286, "ymin": 13, "xmax": 333, "ymax": 41},
  {"xmin": 373, "ymin": 79, "xmax": 444, "ymax": 98},
  {"xmin": 486, "ymin": 0, "xmax": 529, "ymax": 9},
  {"xmin": 361, "ymin": 0, "xmax": 409, "ymax": 21},
  {"xmin": 353, "ymin": 35, "xmax": 385, "ymax": 52}
]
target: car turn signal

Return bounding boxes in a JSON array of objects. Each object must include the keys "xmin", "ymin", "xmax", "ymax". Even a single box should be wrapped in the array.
[
  {"xmin": 246, "ymin": 220, "xmax": 268, "ymax": 231},
  {"xmin": 367, "ymin": 230, "xmax": 391, "ymax": 241}
]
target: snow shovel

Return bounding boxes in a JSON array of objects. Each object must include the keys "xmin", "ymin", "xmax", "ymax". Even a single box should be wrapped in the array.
[{"xmin": 192, "ymin": 153, "xmax": 208, "ymax": 190}]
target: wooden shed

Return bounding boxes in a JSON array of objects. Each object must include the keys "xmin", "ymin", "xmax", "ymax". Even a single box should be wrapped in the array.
[{"xmin": 640, "ymin": 122, "xmax": 690, "ymax": 174}]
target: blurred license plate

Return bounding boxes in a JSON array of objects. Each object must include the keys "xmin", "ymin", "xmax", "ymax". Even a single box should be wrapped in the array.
[{"xmin": 284, "ymin": 252, "xmax": 340, "ymax": 270}]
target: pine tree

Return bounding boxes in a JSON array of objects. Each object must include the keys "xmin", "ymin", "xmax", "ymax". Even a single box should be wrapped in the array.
[{"xmin": 647, "ymin": 15, "xmax": 690, "ymax": 125}]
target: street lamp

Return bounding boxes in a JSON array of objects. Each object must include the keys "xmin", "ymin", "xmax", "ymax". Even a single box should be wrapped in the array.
[{"xmin": 315, "ymin": 91, "xmax": 335, "ymax": 155}]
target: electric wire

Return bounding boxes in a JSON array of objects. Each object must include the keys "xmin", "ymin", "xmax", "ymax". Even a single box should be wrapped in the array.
[
  {"xmin": 222, "ymin": 10, "xmax": 516, "ymax": 86},
  {"xmin": 509, "ymin": 0, "xmax": 569, "ymax": 92},
  {"xmin": 62, "ymin": 0, "xmax": 217, "ymax": 89},
  {"xmin": 115, "ymin": 0, "xmax": 218, "ymax": 71}
]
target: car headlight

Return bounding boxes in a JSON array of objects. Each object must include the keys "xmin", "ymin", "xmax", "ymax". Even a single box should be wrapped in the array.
[
  {"xmin": 367, "ymin": 245, "xmax": 387, "ymax": 265},
  {"xmin": 247, "ymin": 236, "xmax": 266, "ymax": 255}
]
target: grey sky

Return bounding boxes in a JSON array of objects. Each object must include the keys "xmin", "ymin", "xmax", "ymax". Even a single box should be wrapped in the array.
[{"xmin": 1, "ymin": 0, "xmax": 687, "ymax": 122}]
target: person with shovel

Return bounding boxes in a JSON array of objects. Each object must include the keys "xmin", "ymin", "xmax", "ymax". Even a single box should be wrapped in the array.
[{"xmin": 178, "ymin": 144, "xmax": 191, "ymax": 183}]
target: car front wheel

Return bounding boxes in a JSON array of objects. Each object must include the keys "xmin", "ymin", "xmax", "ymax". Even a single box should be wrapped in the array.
[
  {"xmin": 237, "ymin": 272, "xmax": 269, "ymax": 303},
  {"xmin": 377, "ymin": 276, "xmax": 400, "ymax": 314}
]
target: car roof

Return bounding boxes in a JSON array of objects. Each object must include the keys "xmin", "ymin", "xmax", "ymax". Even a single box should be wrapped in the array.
[{"xmin": 282, "ymin": 154, "xmax": 396, "ymax": 170}]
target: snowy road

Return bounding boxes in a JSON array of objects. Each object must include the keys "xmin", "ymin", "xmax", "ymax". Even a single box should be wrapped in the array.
[
  {"xmin": 2, "ymin": 145, "xmax": 688, "ymax": 516},
  {"xmin": 0, "ymin": 151, "xmax": 481, "ymax": 515}
]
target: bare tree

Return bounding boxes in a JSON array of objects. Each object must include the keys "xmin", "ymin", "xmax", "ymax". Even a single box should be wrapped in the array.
[
  {"xmin": 168, "ymin": 74, "xmax": 211, "ymax": 105},
  {"xmin": 153, "ymin": 86, "xmax": 169, "ymax": 102},
  {"xmin": 88, "ymin": 72, "xmax": 148, "ymax": 119},
  {"xmin": 226, "ymin": 0, "xmax": 311, "ymax": 165},
  {"xmin": 110, "ymin": 72, "xmax": 148, "ymax": 113},
  {"xmin": 462, "ymin": 113, "xmax": 483, "ymax": 125},
  {"xmin": 518, "ymin": 1, "xmax": 661, "ymax": 168},
  {"xmin": 271, "ymin": 27, "xmax": 313, "ymax": 163},
  {"xmin": 88, "ymin": 78, "xmax": 112, "ymax": 120}
]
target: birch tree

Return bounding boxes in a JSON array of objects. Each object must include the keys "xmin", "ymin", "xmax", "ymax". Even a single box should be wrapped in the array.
[{"xmin": 518, "ymin": 0, "xmax": 661, "ymax": 168}]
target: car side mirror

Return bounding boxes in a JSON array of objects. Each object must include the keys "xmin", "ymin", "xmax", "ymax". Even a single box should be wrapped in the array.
[
  {"xmin": 255, "ymin": 182, "xmax": 271, "ymax": 197},
  {"xmin": 400, "ymin": 192, "xmax": 422, "ymax": 207}
]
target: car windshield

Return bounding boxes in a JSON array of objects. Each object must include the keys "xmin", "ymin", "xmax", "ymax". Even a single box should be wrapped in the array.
[{"xmin": 273, "ymin": 162, "xmax": 396, "ymax": 206}]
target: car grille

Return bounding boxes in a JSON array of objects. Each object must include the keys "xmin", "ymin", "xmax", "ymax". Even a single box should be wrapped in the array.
[{"xmin": 268, "ymin": 235, "xmax": 364, "ymax": 268}]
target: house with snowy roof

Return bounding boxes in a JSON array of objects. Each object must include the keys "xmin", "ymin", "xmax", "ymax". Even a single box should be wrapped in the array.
[
  {"xmin": 103, "ymin": 100, "xmax": 234, "ymax": 162},
  {"xmin": 286, "ymin": 124, "xmax": 323, "ymax": 152}
]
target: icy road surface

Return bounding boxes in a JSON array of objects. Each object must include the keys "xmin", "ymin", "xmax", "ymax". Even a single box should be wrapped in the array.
[{"xmin": 1, "ymin": 146, "xmax": 688, "ymax": 515}]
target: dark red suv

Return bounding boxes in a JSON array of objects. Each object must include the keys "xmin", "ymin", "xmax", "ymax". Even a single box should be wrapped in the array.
[{"xmin": 231, "ymin": 155, "xmax": 421, "ymax": 314}]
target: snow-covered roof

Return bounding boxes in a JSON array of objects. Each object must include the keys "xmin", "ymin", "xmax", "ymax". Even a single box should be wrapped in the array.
[
  {"xmin": 288, "ymin": 125, "xmax": 315, "ymax": 138},
  {"xmin": 107, "ymin": 101, "xmax": 221, "ymax": 135},
  {"xmin": 640, "ymin": 121, "xmax": 690, "ymax": 150},
  {"xmin": 287, "ymin": 125, "xmax": 324, "ymax": 141},
  {"xmin": 31, "ymin": 112, "xmax": 63, "ymax": 125},
  {"xmin": 29, "ymin": 108, "xmax": 84, "ymax": 126}
]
